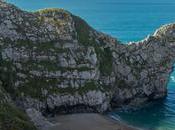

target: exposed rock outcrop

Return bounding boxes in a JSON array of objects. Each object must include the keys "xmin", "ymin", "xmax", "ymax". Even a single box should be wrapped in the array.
[
  {"xmin": 26, "ymin": 108, "xmax": 54, "ymax": 130},
  {"xmin": 0, "ymin": 1, "xmax": 175, "ymax": 126}
]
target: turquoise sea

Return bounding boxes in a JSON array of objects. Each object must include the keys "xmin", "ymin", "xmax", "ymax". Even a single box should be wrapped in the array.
[{"xmin": 7, "ymin": 0, "xmax": 175, "ymax": 129}]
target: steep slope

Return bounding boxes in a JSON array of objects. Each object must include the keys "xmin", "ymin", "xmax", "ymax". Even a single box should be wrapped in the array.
[
  {"xmin": 0, "ymin": 81, "xmax": 36, "ymax": 130},
  {"xmin": 0, "ymin": 1, "xmax": 175, "ymax": 122},
  {"xmin": 0, "ymin": 1, "xmax": 118, "ymax": 113}
]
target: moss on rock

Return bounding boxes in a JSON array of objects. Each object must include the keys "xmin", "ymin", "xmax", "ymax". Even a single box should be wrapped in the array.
[{"xmin": 99, "ymin": 47, "xmax": 113, "ymax": 75}]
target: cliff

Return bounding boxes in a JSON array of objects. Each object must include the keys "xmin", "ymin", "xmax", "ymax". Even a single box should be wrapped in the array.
[{"xmin": 0, "ymin": 1, "xmax": 175, "ymax": 129}]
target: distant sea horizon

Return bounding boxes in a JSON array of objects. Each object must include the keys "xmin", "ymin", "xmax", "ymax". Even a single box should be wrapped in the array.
[
  {"xmin": 7, "ymin": 0, "xmax": 175, "ymax": 130},
  {"xmin": 7, "ymin": 0, "xmax": 175, "ymax": 43}
]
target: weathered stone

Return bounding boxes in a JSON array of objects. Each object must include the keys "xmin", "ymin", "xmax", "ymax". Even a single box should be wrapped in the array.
[{"xmin": 26, "ymin": 108, "xmax": 54, "ymax": 130}]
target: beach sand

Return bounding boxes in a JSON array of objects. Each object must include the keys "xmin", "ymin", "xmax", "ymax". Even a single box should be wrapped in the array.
[{"xmin": 48, "ymin": 113, "xmax": 138, "ymax": 130}]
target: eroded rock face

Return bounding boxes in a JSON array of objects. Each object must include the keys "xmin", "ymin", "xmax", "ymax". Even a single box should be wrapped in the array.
[{"xmin": 0, "ymin": 1, "xmax": 175, "ymax": 116}]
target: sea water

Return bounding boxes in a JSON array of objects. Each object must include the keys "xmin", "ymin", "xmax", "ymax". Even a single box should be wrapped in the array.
[{"xmin": 7, "ymin": 0, "xmax": 175, "ymax": 129}]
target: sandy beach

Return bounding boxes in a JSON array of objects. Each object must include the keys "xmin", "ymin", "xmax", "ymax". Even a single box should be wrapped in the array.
[{"xmin": 48, "ymin": 113, "xmax": 139, "ymax": 130}]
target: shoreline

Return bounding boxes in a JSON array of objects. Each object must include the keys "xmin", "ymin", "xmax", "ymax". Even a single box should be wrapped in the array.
[{"xmin": 47, "ymin": 113, "xmax": 141, "ymax": 130}]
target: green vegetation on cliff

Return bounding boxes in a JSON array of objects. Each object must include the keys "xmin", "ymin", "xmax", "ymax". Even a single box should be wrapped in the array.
[
  {"xmin": 73, "ymin": 15, "xmax": 94, "ymax": 46},
  {"xmin": 0, "ymin": 82, "xmax": 36, "ymax": 130},
  {"xmin": 99, "ymin": 47, "xmax": 113, "ymax": 75},
  {"xmin": 16, "ymin": 77, "xmax": 107, "ymax": 100},
  {"xmin": 0, "ymin": 103, "xmax": 37, "ymax": 130},
  {"xmin": 73, "ymin": 15, "xmax": 113, "ymax": 75}
]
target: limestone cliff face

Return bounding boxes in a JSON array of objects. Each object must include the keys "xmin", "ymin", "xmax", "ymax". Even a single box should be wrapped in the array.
[{"xmin": 0, "ymin": 1, "xmax": 175, "ymax": 118}]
